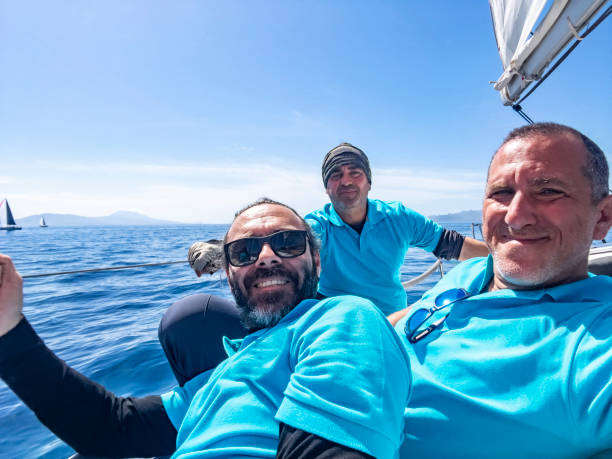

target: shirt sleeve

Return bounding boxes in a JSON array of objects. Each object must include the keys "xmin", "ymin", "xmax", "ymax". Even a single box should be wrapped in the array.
[
  {"xmin": 0, "ymin": 318, "xmax": 177, "ymax": 457},
  {"xmin": 161, "ymin": 368, "xmax": 214, "ymax": 429},
  {"xmin": 397, "ymin": 203, "xmax": 443, "ymax": 252},
  {"xmin": 275, "ymin": 296, "xmax": 411, "ymax": 459},
  {"xmin": 571, "ymin": 306, "xmax": 612, "ymax": 448}
]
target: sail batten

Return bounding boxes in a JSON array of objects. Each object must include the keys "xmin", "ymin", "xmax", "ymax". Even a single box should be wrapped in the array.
[{"xmin": 490, "ymin": 0, "xmax": 610, "ymax": 105}]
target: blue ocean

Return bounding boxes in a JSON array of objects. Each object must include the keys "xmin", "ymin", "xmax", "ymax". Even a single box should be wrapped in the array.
[{"xmin": 0, "ymin": 224, "xmax": 609, "ymax": 458}]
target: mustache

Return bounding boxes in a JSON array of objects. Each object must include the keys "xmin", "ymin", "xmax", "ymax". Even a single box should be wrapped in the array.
[
  {"xmin": 244, "ymin": 266, "xmax": 298, "ymax": 288},
  {"xmin": 501, "ymin": 227, "xmax": 549, "ymax": 239}
]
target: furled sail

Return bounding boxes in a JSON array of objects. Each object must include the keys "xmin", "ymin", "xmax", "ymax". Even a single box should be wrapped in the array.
[{"xmin": 490, "ymin": 0, "xmax": 609, "ymax": 105}]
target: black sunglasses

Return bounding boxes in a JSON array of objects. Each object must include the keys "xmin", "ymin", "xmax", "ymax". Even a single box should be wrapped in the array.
[
  {"xmin": 224, "ymin": 230, "xmax": 309, "ymax": 267},
  {"xmin": 404, "ymin": 288, "xmax": 471, "ymax": 343}
]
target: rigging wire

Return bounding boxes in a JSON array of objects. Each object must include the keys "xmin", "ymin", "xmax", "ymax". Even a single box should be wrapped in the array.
[
  {"xmin": 22, "ymin": 260, "xmax": 189, "ymax": 279},
  {"xmin": 512, "ymin": 104, "xmax": 535, "ymax": 124}
]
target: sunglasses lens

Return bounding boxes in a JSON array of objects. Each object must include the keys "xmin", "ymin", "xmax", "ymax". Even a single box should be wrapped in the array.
[
  {"xmin": 227, "ymin": 238, "xmax": 261, "ymax": 266},
  {"xmin": 225, "ymin": 231, "xmax": 308, "ymax": 266},
  {"xmin": 407, "ymin": 308, "xmax": 429, "ymax": 333},
  {"xmin": 435, "ymin": 288, "xmax": 469, "ymax": 307},
  {"xmin": 271, "ymin": 231, "xmax": 307, "ymax": 257}
]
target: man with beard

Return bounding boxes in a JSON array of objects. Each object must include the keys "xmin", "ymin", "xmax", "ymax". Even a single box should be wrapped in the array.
[
  {"xmin": 189, "ymin": 143, "xmax": 489, "ymax": 315},
  {"xmin": 0, "ymin": 200, "xmax": 410, "ymax": 458},
  {"xmin": 392, "ymin": 122, "xmax": 612, "ymax": 457},
  {"xmin": 170, "ymin": 144, "xmax": 489, "ymax": 386}
]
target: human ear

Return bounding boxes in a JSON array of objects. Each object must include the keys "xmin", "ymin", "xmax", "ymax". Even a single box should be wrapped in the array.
[{"xmin": 592, "ymin": 195, "xmax": 612, "ymax": 240}]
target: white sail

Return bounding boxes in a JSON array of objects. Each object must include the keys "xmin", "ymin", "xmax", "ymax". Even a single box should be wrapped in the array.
[
  {"xmin": 40, "ymin": 216, "xmax": 48, "ymax": 227},
  {"xmin": 490, "ymin": 0, "xmax": 609, "ymax": 105}
]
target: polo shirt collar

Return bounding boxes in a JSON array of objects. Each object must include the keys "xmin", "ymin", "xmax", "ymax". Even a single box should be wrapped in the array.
[
  {"xmin": 328, "ymin": 199, "xmax": 384, "ymax": 228},
  {"xmin": 474, "ymin": 255, "xmax": 612, "ymax": 303},
  {"xmin": 221, "ymin": 299, "xmax": 321, "ymax": 357}
]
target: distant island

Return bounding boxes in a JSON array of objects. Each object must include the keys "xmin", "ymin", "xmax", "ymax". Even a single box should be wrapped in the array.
[
  {"xmin": 429, "ymin": 210, "xmax": 482, "ymax": 223},
  {"xmin": 15, "ymin": 209, "xmax": 483, "ymax": 227},
  {"xmin": 16, "ymin": 211, "xmax": 181, "ymax": 227}
]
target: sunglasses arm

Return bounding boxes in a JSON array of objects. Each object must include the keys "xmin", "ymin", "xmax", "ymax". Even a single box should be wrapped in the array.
[{"xmin": 410, "ymin": 314, "xmax": 448, "ymax": 343}]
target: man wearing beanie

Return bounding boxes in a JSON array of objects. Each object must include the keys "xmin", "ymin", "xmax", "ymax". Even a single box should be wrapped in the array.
[
  {"xmin": 168, "ymin": 141, "xmax": 488, "ymax": 387},
  {"xmin": 305, "ymin": 142, "xmax": 489, "ymax": 315}
]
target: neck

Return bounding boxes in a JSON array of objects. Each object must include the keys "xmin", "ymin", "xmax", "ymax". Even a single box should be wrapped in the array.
[
  {"xmin": 487, "ymin": 270, "xmax": 589, "ymax": 292},
  {"xmin": 336, "ymin": 204, "xmax": 367, "ymax": 227}
]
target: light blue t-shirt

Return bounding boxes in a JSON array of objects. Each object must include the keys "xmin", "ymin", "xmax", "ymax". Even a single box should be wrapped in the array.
[
  {"xmin": 306, "ymin": 199, "xmax": 443, "ymax": 315},
  {"xmin": 162, "ymin": 296, "xmax": 411, "ymax": 458},
  {"xmin": 395, "ymin": 256, "xmax": 612, "ymax": 458}
]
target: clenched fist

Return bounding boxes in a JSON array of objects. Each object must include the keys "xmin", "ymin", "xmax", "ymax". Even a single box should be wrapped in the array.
[
  {"xmin": 0, "ymin": 254, "xmax": 24, "ymax": 336},
  {"xmin": 188, "ymin": 241, "xmax": 224, "ymax": 277}
]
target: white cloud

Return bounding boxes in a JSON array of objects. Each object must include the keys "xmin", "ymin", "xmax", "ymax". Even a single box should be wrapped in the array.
[{"xmin": 8, "ymin": 159, "xmax": 485, "ymax": 222}]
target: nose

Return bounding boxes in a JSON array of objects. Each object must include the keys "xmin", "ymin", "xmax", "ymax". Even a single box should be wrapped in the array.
[
  {"xmin": 256, "ymin": 242, "xmax": 281, "ymax": 266},
  {"xmin": 504, "ymin": 191, "xmax": 537, "ymax": 229},
  {"xmin": 339, "ymin": 171, "xmax": 353, "ymax": 186}
]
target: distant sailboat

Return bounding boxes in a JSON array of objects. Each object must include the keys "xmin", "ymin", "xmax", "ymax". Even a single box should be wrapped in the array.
[
  {"xmin": 40, "ymin": 216, "xmax": 48, "ymax": 227},
  {"xmin": 0, "ymin": 199, "xmax": 22, "ymax": 231}
]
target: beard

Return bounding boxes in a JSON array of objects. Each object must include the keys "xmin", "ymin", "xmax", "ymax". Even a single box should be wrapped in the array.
[{"xmin": 229, "ymin": 257, "xmax": 319, "ymax": 331}]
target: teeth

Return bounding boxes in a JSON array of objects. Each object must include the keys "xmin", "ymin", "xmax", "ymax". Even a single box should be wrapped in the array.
[{"xmin": 256, "ymin": 278, "xmax": 289, "ymax": 288}]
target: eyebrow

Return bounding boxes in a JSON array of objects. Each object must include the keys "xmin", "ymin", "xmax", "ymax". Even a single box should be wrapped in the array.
[
  {"xmin": 529, "ymin": 177, "xmax": 570, "ymax": 188},
  {"xmin": 486, "ymin": 177, "xmax": 571, "ymax": 191}
]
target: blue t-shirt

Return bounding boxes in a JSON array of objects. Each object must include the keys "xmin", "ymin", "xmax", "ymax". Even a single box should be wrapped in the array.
[
  {"xmin": 162, "ymin": 296, "xmax": 411, "ymax": 458},
  {"xmin": 306, "ymin": 199, "xmax": 443, "ymax": 315},
  {"xmin": 395, "ymin": 256, "xmax": 612, "ymax": 457}
]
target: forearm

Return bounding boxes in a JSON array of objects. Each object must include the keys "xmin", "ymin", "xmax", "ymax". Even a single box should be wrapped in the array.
[
  {"xmin": 387, "ymin": 306, "xmax": 411, "ymax": 327},
  {"xmin": 458, "ymin": 236, "xmax": 489, "ymax": 260},
  {"xmin": 0, "ymin": 318, "xmax": 177, "ymax": 457}
]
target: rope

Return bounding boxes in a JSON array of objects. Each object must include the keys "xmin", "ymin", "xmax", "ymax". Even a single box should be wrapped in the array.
[{"xmin": 22, "ymin": 260, "xmax": 189, "ymax": 279}]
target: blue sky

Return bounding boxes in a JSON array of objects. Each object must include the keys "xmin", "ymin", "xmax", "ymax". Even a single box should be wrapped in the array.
[{"xmin": 1, "ymin": 1, "xmax": 611, "ymax": 223}]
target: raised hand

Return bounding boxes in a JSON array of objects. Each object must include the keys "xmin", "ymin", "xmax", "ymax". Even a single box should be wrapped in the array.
[
  {"xmin": 188, "ymin": 240, "xmax": 224, "ymax": 277},
  {"xmin": 0, "ymin": 254, "xmax": 24, "ymax": 336}
]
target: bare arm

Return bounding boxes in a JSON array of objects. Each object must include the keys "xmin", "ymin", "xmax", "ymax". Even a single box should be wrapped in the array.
[
  {"xmin": 387, "ymin": 308, "xmax": 410, "ymax": 327},
  {"xmin": 458, "ymin": 237, "xmax": 489, "ymax": 261}
]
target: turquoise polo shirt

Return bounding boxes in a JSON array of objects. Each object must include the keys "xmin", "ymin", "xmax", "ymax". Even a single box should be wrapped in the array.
[
  {"xmin": 162, "ymin": 296, "xmax": 411, "ymax": 458},
  {"xmin": 306, "ymin": 199, "xmax": 444, "ymax": 315},
  {"xmin": 395, "ymin": 256, "xmax": 612, "ymax": 457}
]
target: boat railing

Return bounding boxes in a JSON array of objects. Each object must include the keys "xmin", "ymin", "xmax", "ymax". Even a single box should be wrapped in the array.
[{"xmin": 402, "ymin": 258, "xmax": 444, "ymax": 289}]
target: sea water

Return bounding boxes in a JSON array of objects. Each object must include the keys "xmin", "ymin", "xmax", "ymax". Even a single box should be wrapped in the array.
[{"xmin": 0, "ymin": 224, "xmax": 609, "ymax": 458}]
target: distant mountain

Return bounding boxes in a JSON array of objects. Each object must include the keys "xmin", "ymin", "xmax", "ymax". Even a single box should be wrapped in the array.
[
  {"xmin": 16, "ymin": 211, "xmax": 181, "ymax": 227},
  {"xmin": 429, "ymin": 210, "xmax": 482, "ymax": 223}
]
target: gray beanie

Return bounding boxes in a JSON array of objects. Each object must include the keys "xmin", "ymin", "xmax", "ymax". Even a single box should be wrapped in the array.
[{"xmin": 322, "ymin": 142, "xmax": 372, "ymax": 187}]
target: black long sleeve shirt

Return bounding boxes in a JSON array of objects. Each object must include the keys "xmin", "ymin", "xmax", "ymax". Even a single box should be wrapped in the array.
[{"xmin": 0, "ymin": 319, "xmax": 372, "ymax": 458}]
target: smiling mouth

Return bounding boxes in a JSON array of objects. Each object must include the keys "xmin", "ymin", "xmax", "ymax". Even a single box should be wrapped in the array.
[
  {"xmin": 254, "ymin": 277, "xmax": 290, "ymax": 289},
  {"xmin": 504, "ymin": 235, "xmax": 549, "ymax": 243}
]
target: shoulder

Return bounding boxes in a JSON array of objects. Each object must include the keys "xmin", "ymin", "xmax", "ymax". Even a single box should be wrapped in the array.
[
  {"xmin": 305, "ymin": 203, "xmax": 335, "ymax": 222},
  {"xmin": 369, "ymin": 199, "xmax": 430, "ymax": 221},
  {"xmin": 297, "ymin": 296, "xmax": 397, "ymax": 339}
]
